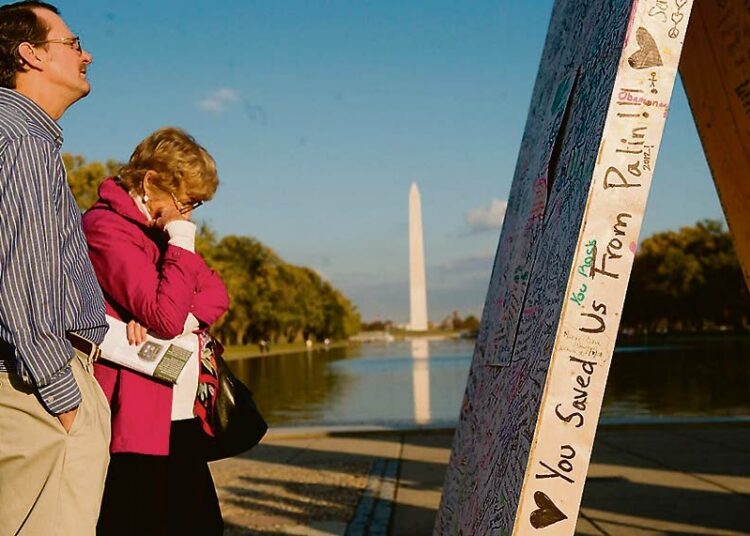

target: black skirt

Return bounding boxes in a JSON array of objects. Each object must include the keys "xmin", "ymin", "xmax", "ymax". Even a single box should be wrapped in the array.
[{"xmin": 97, "ymin": 418, "xmax": 223, "ymax": 536}]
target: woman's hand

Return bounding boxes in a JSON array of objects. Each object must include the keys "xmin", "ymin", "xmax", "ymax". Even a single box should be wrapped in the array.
[
  {"xmin": 126, "ymin": 319, "xmax": 148, "ymax": 346},
  {"xmin": 154, "ymin": 204, "xmax": 191, "ymax": 229}
]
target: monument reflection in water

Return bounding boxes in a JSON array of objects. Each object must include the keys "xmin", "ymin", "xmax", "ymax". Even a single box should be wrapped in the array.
[{"xmin": 411, "ymin": 339, "xmax": 431, "ymax": 425}]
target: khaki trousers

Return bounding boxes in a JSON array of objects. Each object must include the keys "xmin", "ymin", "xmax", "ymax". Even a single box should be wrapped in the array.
[{"xmin": 0, "ymin": 351, "xmax": 111, "ymax": 535}]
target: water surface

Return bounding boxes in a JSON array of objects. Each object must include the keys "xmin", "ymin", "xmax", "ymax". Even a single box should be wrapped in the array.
[{"xmin": 226, "ymin": 337, "xmax": 750, "ymax": 427}]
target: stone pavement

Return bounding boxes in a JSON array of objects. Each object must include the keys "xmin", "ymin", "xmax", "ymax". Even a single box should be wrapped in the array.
[{"xmin": 211, "ymin": 423, "xmax": 750, "ymax": 535}]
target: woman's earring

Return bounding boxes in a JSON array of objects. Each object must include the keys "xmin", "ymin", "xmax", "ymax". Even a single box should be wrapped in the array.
[{"xmin": 143, "ymin": 194, "xmax": 149, "ymax": 203}]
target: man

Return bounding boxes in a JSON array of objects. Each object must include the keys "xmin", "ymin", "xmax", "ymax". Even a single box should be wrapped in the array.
[{"xmin": 0, "ymin": 2, "xmax": 110, "ymax": 534}]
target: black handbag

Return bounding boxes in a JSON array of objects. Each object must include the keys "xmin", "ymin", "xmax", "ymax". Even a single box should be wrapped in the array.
[{"xmin": 204, "ymin": 344, "xmax": 268, "ymax": 462}]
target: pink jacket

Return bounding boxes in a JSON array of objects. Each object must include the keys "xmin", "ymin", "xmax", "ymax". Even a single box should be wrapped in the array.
[{"xmin": 82, "ymin": 178, "xmax": 229, "ymax": 455}]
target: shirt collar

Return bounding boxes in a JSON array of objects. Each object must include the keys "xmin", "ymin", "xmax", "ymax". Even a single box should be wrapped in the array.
[{"xmin": 0, "ymin": 88, "xmax": 63, "ymax": 147}]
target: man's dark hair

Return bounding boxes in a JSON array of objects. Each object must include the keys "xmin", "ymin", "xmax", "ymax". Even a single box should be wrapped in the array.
[{"xmin": 0, "ymin": 2, "xmax": 59, "ymax": 88}]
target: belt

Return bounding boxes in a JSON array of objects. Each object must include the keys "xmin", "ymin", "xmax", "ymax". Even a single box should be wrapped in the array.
[{"xmin": 65, "ymin": 332, "xmax": 101, "ymax": 362}]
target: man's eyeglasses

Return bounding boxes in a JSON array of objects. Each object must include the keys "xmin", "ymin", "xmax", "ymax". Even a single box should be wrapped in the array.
[
  {"xmin": 170, "ymin": 192, "xmax": 203, "ymax": 215},
  {"xmin": 31, "ymin": 35, "xmax": 82, "ymax": 53}
]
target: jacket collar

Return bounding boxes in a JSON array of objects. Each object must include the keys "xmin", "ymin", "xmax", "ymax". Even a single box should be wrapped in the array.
[{"xmin": 93, "ymin": 177, "xmax": 150, "ymax": 226}]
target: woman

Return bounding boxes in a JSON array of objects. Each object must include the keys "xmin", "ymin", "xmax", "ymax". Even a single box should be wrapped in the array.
[{"xmin": 82, "ymin": 127, "xmax": 229, "ymax": 535}]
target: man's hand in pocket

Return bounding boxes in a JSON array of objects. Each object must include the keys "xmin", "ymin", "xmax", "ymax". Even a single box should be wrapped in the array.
[{"xmin": 58, "ymin": 406, "xmax": 78, "ymax": 432}]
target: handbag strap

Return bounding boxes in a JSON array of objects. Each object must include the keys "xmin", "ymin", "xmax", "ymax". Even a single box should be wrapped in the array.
[{"xmin": 193, "ymin": 332, "xmax": 220, "ymax": 437}]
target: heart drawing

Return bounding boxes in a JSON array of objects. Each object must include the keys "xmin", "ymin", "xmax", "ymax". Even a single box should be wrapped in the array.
[
  {"xmin": 529, "ymin": 491, "xmax": 568, "ymax": 529},
  {"xmin": 628, "ymin": 27, "xmax": 663, "ymax": 70}
]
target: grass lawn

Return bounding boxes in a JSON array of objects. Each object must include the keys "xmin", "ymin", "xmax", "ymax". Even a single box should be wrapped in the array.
[{"xmin": 222, "ymin": 340, "xmax": 350, "ymax": 361}]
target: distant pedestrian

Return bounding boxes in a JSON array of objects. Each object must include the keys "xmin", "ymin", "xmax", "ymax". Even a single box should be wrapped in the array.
[{"xmin": 0, "ymin": 2, "xmax": 110, "ymax": 535}]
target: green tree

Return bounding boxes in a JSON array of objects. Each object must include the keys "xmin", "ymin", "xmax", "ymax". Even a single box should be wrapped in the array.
[
  {"xmin": 463, "ymin": 314, "xmax": 480, "ymax": 332},
  {"xmin": 209, "ymin": 235, "xmax": 276, "ymax": 345},
  {"xmin": 63, "ymin": 153, "xmax": 120, "ymax": 210},
  {"xmin": 622, "ymin": 220, "xmax": 750, "ymax": 332}
]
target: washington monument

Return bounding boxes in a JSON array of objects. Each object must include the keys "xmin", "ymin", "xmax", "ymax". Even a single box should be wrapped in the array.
[{"xmin": 409, "ymin": 182, "xmax": 428, "ymax": 331}]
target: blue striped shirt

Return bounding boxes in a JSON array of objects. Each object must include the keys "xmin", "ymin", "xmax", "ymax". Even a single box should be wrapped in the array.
[{"xmin": 0, "ymin": 88, "xmax": 107, "ymax": 415}]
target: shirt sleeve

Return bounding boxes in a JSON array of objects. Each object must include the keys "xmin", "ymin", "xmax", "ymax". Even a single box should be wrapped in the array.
[
  {"xmin": 0, "ymin": 136, "xmax": 78, "ymax": 415},
  {"xmin": 164, "ymin": 220, "xmax": 196, "ymax": 253}
]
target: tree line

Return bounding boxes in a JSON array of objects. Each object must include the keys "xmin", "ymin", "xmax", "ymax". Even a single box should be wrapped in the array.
[
  {"xmin": 360, "ymin": 220, "xmax": 749, "ymax": 336},
  {"xmin": 622, "ymin": 219, "xmax": 750, "ymax": 333},
  {"xmin": 438, "ymin": 311, "xmax": 480, "ymax": 332},
  {"xmin": 64, "ymin": 153, "xmax": 361, "ymax": 345},
  {"xmin": 65, "ymin": 155, "xmax": 746, "ymax": 341}
]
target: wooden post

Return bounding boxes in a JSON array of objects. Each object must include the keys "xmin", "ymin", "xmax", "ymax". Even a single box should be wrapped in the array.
[
  {"xmin": 436, "ymin": 1, "xmax": 694, "ymax": 533},
  {"xmin": 681, "ymin": 1, "xmax": 750, "ymax": 287}
]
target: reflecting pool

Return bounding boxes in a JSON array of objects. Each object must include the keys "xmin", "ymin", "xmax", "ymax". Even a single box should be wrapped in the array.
[{"xmin": 226, "ymin": 337, "xmax": 750, "ymax": 427}]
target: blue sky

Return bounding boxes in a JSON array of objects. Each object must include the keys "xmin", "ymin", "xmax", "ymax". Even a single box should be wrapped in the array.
[{"xmin": 54, "ymin": 1, "xmax": 723, "ymax": 322}]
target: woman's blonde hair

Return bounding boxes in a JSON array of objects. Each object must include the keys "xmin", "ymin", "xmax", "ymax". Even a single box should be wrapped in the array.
[{"xmin": 118, "ymin": 127, "xmax": 218, "ymax": 202}]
